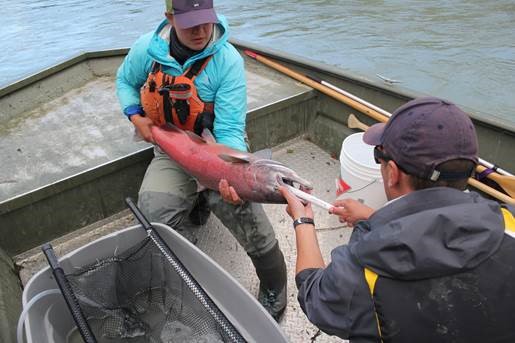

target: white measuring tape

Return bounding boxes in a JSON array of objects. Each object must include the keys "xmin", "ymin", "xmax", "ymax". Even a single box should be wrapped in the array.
[{"xmin": 283, "ymin": 184, "xmax": 333, "ymax": 211}]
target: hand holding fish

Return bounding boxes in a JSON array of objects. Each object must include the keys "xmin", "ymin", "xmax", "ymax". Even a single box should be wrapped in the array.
[
  {"xmin": 279, "ymin": 186, "xmax": 314, "ymax": 221},
  {"xmin": 131, "ymin": 115, "xmax": 155, "ymax": 143},
  {"xmin": 219, "ymin": 179, "xmax": 243, "ymax": 205},
  {"xmin": 330, "ymin": 199, "xmax": 374, "ymax": 226}
]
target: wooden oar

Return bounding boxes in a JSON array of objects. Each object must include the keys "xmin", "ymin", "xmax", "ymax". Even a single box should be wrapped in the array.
[
  {"xmin": 305, "ymin": 74, "xmax": 392, "ymax": 117},
  {"xmin": 467, "ymin": 178, "xmax": 515, "ymax": 205},
  {"xmin": 244, "ymin": 50, "xmax": 514, "ymax": 183},
  {"xmin": 348, "ymin": 113, "xmax": 370, "ymax": 132},
  {"xmin": 477, "ymin": 158, "xmax": 513, "ymax": 177},
  {"xmin": 347, "ymin": 114, "xmax": 515, "ymax": 204},
  {"xmin": 476, "ymin": 165, "xmax": 515, "ymax": 198},
  {"xmin": 244, "ymin": 50, "xmax": 387, "ymax": 123}
]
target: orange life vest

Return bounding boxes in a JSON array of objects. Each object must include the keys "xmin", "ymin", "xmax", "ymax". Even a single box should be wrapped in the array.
[{"xmin": 140, "ymin": 57, "xmax": 214, "ymax": 133}]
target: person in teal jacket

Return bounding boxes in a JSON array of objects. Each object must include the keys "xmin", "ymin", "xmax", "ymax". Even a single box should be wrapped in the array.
[{"xmin": 116, "ymin": 0, "xmax": 287, "ymax": 321}]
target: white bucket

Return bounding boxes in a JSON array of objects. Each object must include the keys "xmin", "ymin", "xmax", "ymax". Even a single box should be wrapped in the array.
[{"xmin": 336, "ymin": 132, "xmax": 387, "ymax": 209}]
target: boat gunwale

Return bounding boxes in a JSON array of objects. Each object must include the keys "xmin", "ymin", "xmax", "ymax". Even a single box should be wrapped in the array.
[
  {"xmin": 231, "ymin": 38, "xmax": 515, "ymax": 134},
  {"xmin": 1, "ymin": 41, "xmax": 514, "ymax": 133},
  {"xmin": 0, "ymin": 48, "xmax": 129, "ymax": 98},
  {"xmin": 0, "ymin": 147, "xmax": 152, "ymax": 214}
]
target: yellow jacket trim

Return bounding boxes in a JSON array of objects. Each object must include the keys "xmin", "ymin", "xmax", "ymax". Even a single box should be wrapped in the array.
[
  {"xmin": 364, "ymin": 268, "xmax": 379, "ymax": 295},
  {"xmin": 364, "ymin": 268, "xmax": 383, "ymax": 341},
  {"xmin": 502, "ymin": 208, "xmax": 515, "ymax": 236}
]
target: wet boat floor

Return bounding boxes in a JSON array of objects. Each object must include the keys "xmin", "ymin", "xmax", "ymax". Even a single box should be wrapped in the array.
[{"xmin": 15, "ymin": 137, "xmax": 350, "ymax": 343}]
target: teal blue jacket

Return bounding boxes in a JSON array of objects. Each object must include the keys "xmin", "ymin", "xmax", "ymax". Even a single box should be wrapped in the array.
[{"xmin": 116, "ymin": 16, "xmax": 247, "ymax": 151}]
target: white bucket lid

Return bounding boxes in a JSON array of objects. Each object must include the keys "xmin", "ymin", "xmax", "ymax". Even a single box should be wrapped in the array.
[{"xmin": 341, "ymin": 132, "xmax": 379, "ymax": 171}]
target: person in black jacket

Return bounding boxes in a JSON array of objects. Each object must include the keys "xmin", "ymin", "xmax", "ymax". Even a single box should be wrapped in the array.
[{"xmin": 280, "ymin": 97, "xmax": 515, "ymax": 343}]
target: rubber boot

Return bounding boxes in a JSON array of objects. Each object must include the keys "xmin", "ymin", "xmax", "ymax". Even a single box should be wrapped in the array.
[{"xmin": 250, "ymin": 242, "xmax": 287, "ymax": 322}]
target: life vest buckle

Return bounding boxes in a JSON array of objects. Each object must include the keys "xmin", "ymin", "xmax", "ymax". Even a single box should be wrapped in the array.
[
  {"xmin": 169, "ymin": 83, "xmax": 192, "ymax": 100},
  {"xmin": 149, "ymin": 79, "xmax": 156, "ymax": 93}
]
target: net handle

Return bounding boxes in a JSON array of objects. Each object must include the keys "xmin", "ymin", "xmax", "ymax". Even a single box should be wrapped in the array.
[
  {"xmin": 125, "ymin": 197, "xmax": 246, "ymax": 343},
  {"xmin": 41, "ymin": 243, "xmax": 97, "ymax": 343},
  {"xmin": 125, "ymin": 197, "xmax": 153, "ymax": 231}
]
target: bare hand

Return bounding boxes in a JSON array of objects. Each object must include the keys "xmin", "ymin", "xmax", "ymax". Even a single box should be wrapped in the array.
[
  {"xmin": 278, "ymin": 186, "xmax": 314, "ymax": 221},
  {"xmin": 218, "ymin": 179, "xmax": 243, "ymax": 205},
  {"xmin": 329, "ymin": 198, "xmax": 374, "ymax": 226},
  {"xmin": 131, "ymin": 114, "xmax": 155, "ymax": 143}
]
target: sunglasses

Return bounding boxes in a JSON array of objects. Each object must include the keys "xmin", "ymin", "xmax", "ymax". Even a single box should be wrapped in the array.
[
  {"xmin": 373, "ymin": 146, "xmax": 392, "ymax": 164},
  {"xmin": 374, "ymin": 146, "xmax": 412, "ymax": 175}
]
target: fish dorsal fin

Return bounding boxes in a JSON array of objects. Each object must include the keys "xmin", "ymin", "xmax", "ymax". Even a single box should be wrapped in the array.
[
  {"xmin": 252, "ymin": 148, "xmax": 272, "ymax": 160},
  {"xmin": 201, "ymin": 128, "xmax": 217, "ymax": 143},
  {"xmin": 218, "ymin": 153, "xmax": 251, "ymax": 164},
  {"xmin": 184, "ymin": 130, "xmax": 207, "ymax": 144},
  {"xmin": 163, "ymin": 123, "xmax": 183, "ymax": 133}
]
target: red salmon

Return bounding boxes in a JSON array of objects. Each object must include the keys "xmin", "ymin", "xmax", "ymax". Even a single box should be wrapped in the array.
[{"xmin": 152, "ymin": 125, "xmax": 312, "ymax": 203}]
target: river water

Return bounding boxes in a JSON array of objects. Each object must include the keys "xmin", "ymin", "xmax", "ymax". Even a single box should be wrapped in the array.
[{"xmin": 1, "ymin": 0, "xmax": 514, "ymax": 123}]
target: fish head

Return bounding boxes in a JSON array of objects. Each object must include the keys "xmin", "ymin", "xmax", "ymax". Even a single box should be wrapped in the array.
[{"xmin": 252, "ymin": 159, "xmax": 312, "ymax": 202}]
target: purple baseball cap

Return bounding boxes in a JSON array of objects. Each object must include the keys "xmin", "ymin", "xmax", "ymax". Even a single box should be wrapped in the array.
[
  {"xmin": 363, "ymin": 97, "xmax": 478, "ymax": 181},
  {"xmin": 166, "ymin": 0, "xmax": 218, "ymax": 29}
]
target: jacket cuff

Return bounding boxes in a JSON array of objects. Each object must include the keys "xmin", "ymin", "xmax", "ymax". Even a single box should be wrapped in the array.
[{"xmin": 123, "ymin": 105, "xmax": 144, "ymax": 120}]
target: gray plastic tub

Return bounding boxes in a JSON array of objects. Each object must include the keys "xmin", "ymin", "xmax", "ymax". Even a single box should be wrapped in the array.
[{"xmin": 22, "ymin": 223, "xmax": 288, "ymax": 342}]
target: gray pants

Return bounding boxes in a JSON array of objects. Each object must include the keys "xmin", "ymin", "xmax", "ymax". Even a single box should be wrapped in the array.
[{"xmin": 137, "ymin": 147, "xmax": 278, "ymax": 258}]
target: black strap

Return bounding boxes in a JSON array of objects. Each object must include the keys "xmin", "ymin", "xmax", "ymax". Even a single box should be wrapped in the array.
[
  {"xmin": 293, "ymin": 217, "xmax": 315, "ymax": 229},
  {"xmin": 185, "ymin": 57, "xmax": 210, "ymax": 79},
  {"xmin": 430, "ymin": 166, "xmax": 475, "ymax": 181},
  {"xmin": 147, "ymin": 62, "xmax": 161, "ymax": 92},
  {"xmin": 160, "ymin": 89, "xmax": 172, "ymax": 124},
  {"xmin": 193, "ymin": 111, "xmax": 215, "ymax": 135},
  {"xmin": 159, "ymin": 75, "xmax": 175, "ymax": 124},
  {"xmin": 151, "ymin": 61, "xmax": 161, "ymax": 74}
]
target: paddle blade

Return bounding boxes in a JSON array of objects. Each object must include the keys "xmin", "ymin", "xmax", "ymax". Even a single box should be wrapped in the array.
[
  {"xmin": 476, "ymin": 165, "xmax": 515, "ymax": 198},
  {"xmin": 347, "ymin": 114, "xmax": 370, "ymax": 131}
]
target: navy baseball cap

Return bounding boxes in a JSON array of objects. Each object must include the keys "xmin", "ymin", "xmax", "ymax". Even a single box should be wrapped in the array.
[
  {"xmin": 363, "ymin": 97, "xmax": 478, "ymax": 181},
  {"xmin": 165, "ymin": 0, "xmax": 218, "ymax": 29}
]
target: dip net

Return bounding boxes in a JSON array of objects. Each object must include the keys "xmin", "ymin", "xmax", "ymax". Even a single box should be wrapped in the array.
[{"xmin": 64, "ymin": 236, "xmax": 243, "ymax": 342}]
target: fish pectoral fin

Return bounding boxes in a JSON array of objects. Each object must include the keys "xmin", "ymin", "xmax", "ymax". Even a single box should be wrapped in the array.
[
  {"xmin": 252, "ymin": 148, "xmax": 272, "ymax": 160},
  {"xmin": 163, "ymin": 123, "xmax": 183, "ymax": 133},
  {"xmin": 201, "ymin": 128, "xmax": 217, "ymax": 143},
  {"xmin": 218, "ymin": 153, "xmax": 251, "ymax": 164}
]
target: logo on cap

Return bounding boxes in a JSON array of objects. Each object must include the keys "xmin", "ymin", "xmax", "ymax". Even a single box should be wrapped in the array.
[{"xmin": 167, "ymin": 0, "xmax": 217, "ymax": 29}]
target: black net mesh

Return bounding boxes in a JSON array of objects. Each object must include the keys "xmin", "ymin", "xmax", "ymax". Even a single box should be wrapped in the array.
[{"xmin": 65, "ymin": 237, "xmax": 232, "ymax": 342}]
